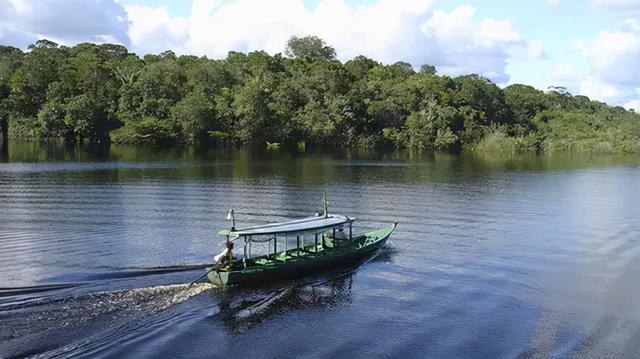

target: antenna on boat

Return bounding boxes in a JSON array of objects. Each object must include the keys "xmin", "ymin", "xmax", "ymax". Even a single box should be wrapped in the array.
[
  {"xmin": 226, "ymin": 209, "xmax": 236, "ymax": 230},
  {"xmin": 323, "ymin": 190, "xmax": 328, "ymax": 218}
]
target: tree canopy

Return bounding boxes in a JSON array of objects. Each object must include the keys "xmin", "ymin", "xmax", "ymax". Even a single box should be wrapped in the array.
[
  {"xmin": 1, "ymin": 37, "xmax": 639, "ymax": 153},
  {"xmin": 285, "ymin": 35, "xmax": 336, "ymax": 61}
]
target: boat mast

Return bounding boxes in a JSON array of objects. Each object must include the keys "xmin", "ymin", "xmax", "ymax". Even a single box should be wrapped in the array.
[
  {"xmin": 225, "ymin": 209, "xmax": 236, "ymax": 265},
  {"xmin": 226, "ymin": 209, "xmax": 236, "ymax": 231}
]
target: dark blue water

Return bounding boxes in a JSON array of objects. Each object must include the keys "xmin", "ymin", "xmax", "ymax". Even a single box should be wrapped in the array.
[{"xmin": 1, "ymin": 142, "xmax": 640, "ymax": 358}]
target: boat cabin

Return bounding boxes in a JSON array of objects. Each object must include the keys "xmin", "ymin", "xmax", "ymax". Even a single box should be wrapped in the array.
[{"xmin": 217, "ymin": 214, "xmax": 356, "ymax": 268}]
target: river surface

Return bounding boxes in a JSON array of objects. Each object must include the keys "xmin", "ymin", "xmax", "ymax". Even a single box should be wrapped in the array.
[{"xmin": 1, "ymin": 141, "xmax": 640, "ymax": 358}]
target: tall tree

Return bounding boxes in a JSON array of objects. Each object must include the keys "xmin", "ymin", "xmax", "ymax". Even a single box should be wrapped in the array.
[
  {"xmin": 172, "ymin": 91, "xmax": 215, "ymax": 142},
  {"xmin": 233, "ymin": 74, "xmax": 283, "ymax": 143},
  {"xmin": 9, "ymin": 40, "xmax": 65, "ymax": 119},
  {"xmin": 504, "ymin": 84, "xmax": 549, "ymax": 132},
  {"xmin": 285, "ymin": 36, "xmax": 336, "ymax": 61},
  {"xmin": 454, "ymin": 74, "xmax": 512, "ymax": 126},
  {"xmin": 0, "ymin": 46, "xmax": 23, "ymax": 154}
]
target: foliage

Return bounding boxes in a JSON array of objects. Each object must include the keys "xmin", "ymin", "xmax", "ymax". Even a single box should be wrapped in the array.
[
  {"xmin": 171, "ymin": 91, "xmax": 215, "ymax": 142},
  {"xmin": 504, "ymin": 84, "xmax": 549, "ymax": 133},
  {"xmin": 37, "ymin": 101, "xmax": 67, "ymax": 137},
  {"xmin": 63, "ymin": 94, "xmax": 113, "ymax": 143},
  {"xmin": 110, "ymin": 117, "xmax": 179, "ymax": 145},
  {"xmin": 434, "ymin": 127, "xmax": 458, "ymax": 151},
  {"xmin": 534, "ymin": 109, "xmax": 640, "ymax": 153},
  {"xmin": 266, "ymin": 141, "xmax": 281, "ymax": 151},
  {"xmin": 475, "ymin": 129, "xmax": 539, "ymax": 153},
  {"xmin": 1, "ymin": 36, "xmax": 639, "ymax": 153},
  {"xmin": 285, "ymin": 36, "xmax": 336, "ymax": 61}
]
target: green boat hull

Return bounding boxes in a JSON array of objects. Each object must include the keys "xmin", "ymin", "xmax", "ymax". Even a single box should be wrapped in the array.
[{"xmin": 206, "ymin": 223, "xmax": 396, "ymax": 287}]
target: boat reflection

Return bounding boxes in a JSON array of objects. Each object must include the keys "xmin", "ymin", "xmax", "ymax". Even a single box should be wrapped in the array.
[{"xmin": 210, "ymin": 272, "xmax": 355, "ymax": 333}]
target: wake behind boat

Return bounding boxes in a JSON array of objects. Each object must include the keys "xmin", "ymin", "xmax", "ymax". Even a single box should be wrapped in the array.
[{"xmin": 204, "ymin": 194, "xmax": 397, "ymax": 287}]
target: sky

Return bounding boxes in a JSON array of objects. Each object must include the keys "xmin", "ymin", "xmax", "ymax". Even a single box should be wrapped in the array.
[{"xmin": 1, "ymin": 0, "xmax": 640, "ymax": 109}]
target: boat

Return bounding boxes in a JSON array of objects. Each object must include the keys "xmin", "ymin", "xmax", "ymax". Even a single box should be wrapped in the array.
[{"xmin": 204, "ymin": 195, "xmax": 397, "ymax": 287}]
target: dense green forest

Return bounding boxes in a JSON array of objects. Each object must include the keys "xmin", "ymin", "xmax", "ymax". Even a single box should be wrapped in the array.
[{"xmin": 1, "ymin": 36, "xmax": 639, "ymax": 153}]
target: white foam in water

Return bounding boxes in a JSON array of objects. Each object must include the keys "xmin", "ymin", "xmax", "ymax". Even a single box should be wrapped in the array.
[{"xmin": 0, "ymin": 282, "xmax": 217, "ymax": 358}]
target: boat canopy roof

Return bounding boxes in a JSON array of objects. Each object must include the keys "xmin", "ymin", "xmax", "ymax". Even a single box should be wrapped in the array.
[{"xmin": 219, "ymin": 214, "xmax": 353, "ymax": 237}]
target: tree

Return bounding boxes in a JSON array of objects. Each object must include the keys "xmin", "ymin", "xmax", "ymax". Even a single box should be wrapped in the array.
[
  {"xmin": 233, "ymin": 74, "xmax": 283, "ymax": 143},
  {"xmin": 183, "ymin": 58, "xmax": 229, "ymax": 97},
  {"xmin": 172, "ymin": 92, "xmax": 215, "ymax": 142},
  {"xmin": 37, "ymin": 101, "xmax": 68, "ymax": 138},
  {"xmin": 97, "ymin": 43, "xmax": 129, "ymax": 62},
  {"xmin": 9, "ymin": 40, "xmax": 65, "ymax": 118},
  {"xmin": 504, "ymin": 84, "xmax": 549, "ymax": 132},
  {"xmin": 386, "ymin": 100, "xmax": 459, "ymax": 151},
  {"xmin": 113, "ymin": 54, "xmax": 144, "ymax": 86},
  {"xmin": 119, "ymin": 56, "xmax": 183, "ymax": 121},
  {"xmin": 64, "ymin": 94, "xmax": 112, "ymax": 143},
  {"xmin": 390, "ymin": 61, "xmax": 415, "ymax": 77},
  {"xmin": 344, "ymin": 55, "xmax": 379, "ymax": 79},
  {"xmin": 110, "ymin": 116, "xmax": 179, "ymax": 145},
  {"xmin": 285, "ymin": 36, "xmax": 336, "ymax": 61},
  {"xmin": 454, "ymin": 74, "xmax": 512, "ymax": 126},
  {"xmin": 419, "ymin": 64, "xmax": 436, "ymax": 75},
  {"xmin": 0, "ymin": 46, "xmax": 23, "ymax": 150}
]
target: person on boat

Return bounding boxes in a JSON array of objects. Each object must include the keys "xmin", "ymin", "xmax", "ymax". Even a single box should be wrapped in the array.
[{"xmin": 213, "ymin": 241, "xmax": 242, "ymax": 266}]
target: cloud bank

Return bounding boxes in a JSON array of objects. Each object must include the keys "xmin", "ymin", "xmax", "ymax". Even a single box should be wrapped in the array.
[
  {"xmin": 0, "ymin": 0, "xmax": 129, "ymax": 47},
  {"xmin": 0, "ymin": 0, "xmax": 537, "ymax": 84},
  {"xmin": 572, "ymin": 17, "xmax": 640, "ymax": 109},
  {"xmin": 133, "ymin": 0, "xmax": 538, "ymax": 83}
]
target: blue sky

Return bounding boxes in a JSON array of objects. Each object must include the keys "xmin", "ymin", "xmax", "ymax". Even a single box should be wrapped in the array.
[{"xmin": 2, "ymin": 0, "xmax": 640, "ymax": 108}]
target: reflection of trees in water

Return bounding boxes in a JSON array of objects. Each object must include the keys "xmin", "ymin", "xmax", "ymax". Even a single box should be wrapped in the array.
[{"xmin": 212, "ymin": 273, "xmax": 355, "ymax": 334}]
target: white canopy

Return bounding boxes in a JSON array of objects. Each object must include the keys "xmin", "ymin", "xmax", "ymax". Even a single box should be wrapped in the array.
[{"xmin": 218, "ymin": 214, "xmax": 353, "ymax": 237}]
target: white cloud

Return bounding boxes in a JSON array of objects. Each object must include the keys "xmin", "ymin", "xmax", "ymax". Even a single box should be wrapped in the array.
[
  {"xmin": 514, "ymin": 39, "xmax": 548, "ymax": 60},
  {"xmin": 569, "ymin": 40, "xmax": 589, "ymax": 56},
  {"xmin": 418, "ymin": 5, "xmax": 525, "ymax": 83},
  {"xmin": 543, "ymin": 64, "xmax": 583, "ymax": 96},
  {"xmin": 591, "ymin": 0, "xmax": 640, "ymax": 15},
  {"xmin": 527, "ymin": 40, "xmax": 545, "ymax": 58},
  {"xmin": 619, "ymin": 18, "xmax": 640, "ymax": 32},
  {"xmin": 553, "ymin": 64, "xmax": 578, "ymax": 81},
  {"xmin": 625, "ymin": 88, "xmax": 640, "ymax": 110},
  {"xmin": 580, "ymin": 75, "xmax": 621, "ymax": 100},
  {"xmin": 574, "ymin": 23, "xmax": 640, "ymax": 105},
  {"xmin": 0, "ymin": 0, "xmax": 539, "ymax": 86},
  {"xmin": 547, "ymin": 0, "xmax": 559, "ymax": 6},
  {"xmin": 623, "ymin": 99, "xmax": 640, "ymax": 111},
  {"xmin": 125, "ymin": 4, "xmax": 188, "ymax": 54},
  {"xmin": 0, "ymin": 0, "xmax": 129, "ymax": 47},
  {"xmin": 590, "ymin": 30, "xmax": 640, "ymax": 85},
  {"xmin": 122, "ymin": 1, "xmax": 530, "ymax": 84}
]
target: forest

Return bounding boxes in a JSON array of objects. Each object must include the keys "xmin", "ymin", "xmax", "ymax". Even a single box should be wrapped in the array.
[{"xmin": 1, "ymin": 36, "xmax": 639, "ymax": 153}]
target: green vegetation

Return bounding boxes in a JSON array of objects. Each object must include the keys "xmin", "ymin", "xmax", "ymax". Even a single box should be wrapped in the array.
[{"xmin": 1, "ymin": 37, "xmax": 639, "ymax": 153}]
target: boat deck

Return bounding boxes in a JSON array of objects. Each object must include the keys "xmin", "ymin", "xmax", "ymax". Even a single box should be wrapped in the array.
[
  {"xmin": 225, "ymin": 226, "xmax": 392, "ymax": 271},
  {"xmin": 242, "ymin": 235, "xmax": 358, "ymax": 268}
]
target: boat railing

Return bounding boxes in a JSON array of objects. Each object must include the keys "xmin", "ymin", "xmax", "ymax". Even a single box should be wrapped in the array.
[
  {"xmin": 221, "ymin": 215, "xmax": 358, "ymax": 269},
  {"xmin": 239, "ymin": 233, "xmax": 345, "ymax": 265}
]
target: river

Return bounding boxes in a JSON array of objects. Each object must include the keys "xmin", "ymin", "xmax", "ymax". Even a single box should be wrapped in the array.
[{"xmin": 1, "ymin": 141, "xmax": 639, "ymax": 358}]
